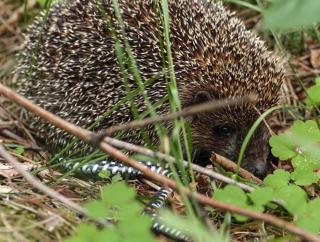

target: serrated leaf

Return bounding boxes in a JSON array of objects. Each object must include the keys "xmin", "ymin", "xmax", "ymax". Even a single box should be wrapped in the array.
[
  {"xmin": 270, "ymin": 120, "xmax": 320, "ymax": 169},
  {"xmin": 275, "ymin": 185, "xmax": 307, "ymax": 214},
  {"xmin": 291, "ymin": 120, "xmax": 320, "ymax": 143},
  {"xmin": 66, "ymin": 182, "xmax": 156, "ymax": 242},
  {"xmin": 160, "ymin": 210, "xmax": 227, "ymax": 242},
  {"xmin": 214, "ymin": 185, "xmax": 249, "ymax": 222},
  {"xmin": 264, "ymin": 170, "xmax": 290, "ymax": 189},
  {"xmin": 117, "ymin": 202, "xmax": 142, "ymax": 219},
  {"xmin": 101, "ymin": 182, "xmax": 136, "ymax": 205},
  {"xmin": 214, "ymin": 185, "xmax": 247, "ymax": 207},
  {"xmin": 306, "ymin": 85, "xmax": 320, "ymax": 107},
  {"xmin": 296, "ymin": 217, "xmax": 320, "ymax": 234},
  {"xmin": 269, "ymin": 134, "xmax": 296, "ymax": 160},
  {"xmin": 84, "ymin": 200, "xmax": 110, "ymax": 219},
  {"xmin": 250, "ymin": 204, "xmax": 265, "ymax": 214},
  {"xmin": 119, "ymin": 216, "xmax": 155, "ymax": 242},
  {"xmin": 296, "ymin": 199, "xmax": 320, "ymax": 233},
  {"xmin": 291, "ymin": 155, "xmax": 319, "ymax": 170},
  {"xmin": 291, "ymin": 167, "xmax": 319, "ymax": 186},
  {"xmin": 248, "ymin": 187, "xmax": 274, "ymax": 206},
  {"xmin": 93, "ymin": 229, "xmax": 120, "ymax": 242},
  {"xmin": 64, "ymin": 224, "xmax": 97, "ymax": 242}
]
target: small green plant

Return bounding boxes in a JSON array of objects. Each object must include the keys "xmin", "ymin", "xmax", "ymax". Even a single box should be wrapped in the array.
[
  {"xmin": 270, "ymin": 75, "xmax": 320, "ymax": 183},
  {"xmin": 270, "ymin": 120, "xmax": 320, "ymax": 185},
  {"xmin": 14, "ymin": 145, "xmax": 25, "ymax": 155},
  {"xmin": 306, "ymin": 77, "xmax": 320, "ymax": 108},
  {"xmin": 214, "ymin": 185, "xmax": 264, "ymax": 222},
  {"xmin": 160, "ymin": 210, "xmax": 228, "ymax": 242},
  {"xmin": 214, "ymin": 170, "xmax": 320, "ymax": 233},
  {"xmin": 64, "ymin": 182, "xmax": 156, "ymax": 242}
]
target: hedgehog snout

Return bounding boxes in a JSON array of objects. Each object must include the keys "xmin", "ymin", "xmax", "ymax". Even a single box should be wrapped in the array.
[
  {"xmin": 241, "ymin": 126, "xmax": 271, "ymax": 179},
  {"xmin": 241, "ymin": 160, "xmax": 269, "ymax": 179}
]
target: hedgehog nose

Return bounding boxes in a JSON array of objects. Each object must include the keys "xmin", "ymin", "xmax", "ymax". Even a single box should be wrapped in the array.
[
  {"xmin": 187, "ymin": 149, "xmax": 212, "ymax": 166},
  {"xmin": 242, "ymin": 162, "xmax": 268, "ymax": 179}
]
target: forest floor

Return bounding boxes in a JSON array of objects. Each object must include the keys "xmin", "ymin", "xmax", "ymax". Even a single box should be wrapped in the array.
[{"xmin": 0, "ymin": 1, "xmax": 320, "ymax": 242}]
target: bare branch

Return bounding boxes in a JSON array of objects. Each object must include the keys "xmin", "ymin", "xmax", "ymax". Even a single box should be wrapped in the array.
[
  {"xmin": 103, "ymin": 136, "xmax": 254, "ymax": 192},
  {"xmin": 92, "ymin": 95, "xmax": 257, "ymax": 144}
]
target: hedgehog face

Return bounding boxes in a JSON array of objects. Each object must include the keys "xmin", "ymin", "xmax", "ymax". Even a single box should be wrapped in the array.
[{"xmin": 188, "ymin": 91, "xmax": 272, "ymax": 178}]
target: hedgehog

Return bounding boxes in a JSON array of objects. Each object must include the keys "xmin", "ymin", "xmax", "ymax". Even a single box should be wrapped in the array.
[{"xmin": 16, "ymin": 0, "xmax": 284, "ymax": 178}]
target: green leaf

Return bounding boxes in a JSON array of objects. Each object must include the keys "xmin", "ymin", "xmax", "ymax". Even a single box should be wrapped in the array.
[
  {"xmin": 101, "ymin": 182, "xmax": 136, "ymax": 205},
  {"xmin": 14, "ymin": 146, "xmax": 25, "ymax": 155},
  {"xmin": 117, "ymin": 202, "xmax": 142, "ymax": 219},
  {"xmin": 306, "ymin": 85, "xmax": 320, "ymax": 107},
  {"xmin": 250, "ymin": 204, "xmax": 265, "ymax": 214},
  {"xmin": 160, "ymin": 210, "xmax": 227, "ymax": 242},
  {"xmin": 214, "ymin": 185, "xmax": 247, "ymax": 208},
  {"xmin": 84, "ymin": 200, "xmax": 110, "ymax": 219},
  {"xmin": 269, "ymin": 134, "xmax": 296, "ymax": 160},
  {"xmin": 291, "ymin": 120, "xmax": 320, "ymax": 144},
  {"xmin": 275, "ymin": 185, "xmax": 307, "ymax": 214},
  {"xmin": 296, "ymin": 199, "xmax": 320, "ymax": 233},
  {"xmin": 64, "ymin": 224, "xmax": 96, "ymax": 242},
  {"xmin": 214, "ymin": 185, "xmax": 249, "ymax": 222},
  {"xmin": 98, "ymin": 170, "xmax": 111, "ymax": 179},
  {"xmin": 291, "ymin": 155, "xmax": 319, "ymax": 170},
  {"xmin": 248, "ymin": 187, "xmax": 274, "ymax": 206},
  {"xmin": 111, "ymin": 174, "xmax": 123, "ymax": 183},
  {"xmin": 291, "ymin": 167, "xmax": 319, "ymax": 186},
  {"xmin": 305, "ymin": 77, "xmax": 320, "ymax": 107},
  {"xmin": 92, "ymin": 229, "xmax": 120, "ymax": 242},
  {"xmin": 270, "ymin": 120, "xmax": 320, "ymax": 170},
  {"xmin": 119, "ymin": 216, "xmax": 155, "ymax": 242},
  {"xmin": 264, "ymin": 170, "xmax": 290, "ymax": 189},
  {"xmin": 66, "ymin": 181, "xmax": 157, "ymax": 242},
  {"xmin": 291, "ymin": 121, "xmax": 320, "ymax": 164},
  {"xmin": 263, "ymin": 0, "xmax": 320, "ymax": 30}
]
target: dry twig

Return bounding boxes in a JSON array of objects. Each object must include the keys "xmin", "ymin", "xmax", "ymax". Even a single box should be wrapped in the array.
[
  {"xmin": 102, "ymin": 136, "xmax": 254, "ymax": 192},
  {"xmin": 211, "ymin": 153, "xmax": 263, "ymax": 184},
  {"xmin": 0, "ymin": 145, "xmax": 86, "ymax": 216},
  {"xmin": 93, "ymin": 95, "xmax": 256, "ymax": 144}
]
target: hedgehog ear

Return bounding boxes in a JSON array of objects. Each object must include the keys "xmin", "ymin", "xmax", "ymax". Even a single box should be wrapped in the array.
[
  {"xmin": 188, "ymin": 91, "xmax": 212, "ymax": 122},
  {"xmin": 193, "ymin": 91, "xmax": 211, "ymax": 105}
]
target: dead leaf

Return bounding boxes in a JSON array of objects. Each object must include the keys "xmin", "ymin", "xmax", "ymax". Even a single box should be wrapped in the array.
[
  {"xmin": 0, "ymin": 185, "xmax": 17, "ymax": 194},
  {"xmin": 304, "ymin": 185, "xmax": 316, "ymax": 197},
  {"xmin": 44, "ymin": 212, "xmax": 65, "ymax": 232},
  {"xmin": 310, "ymin": 48, "xmax": 320, "ymax": 69},
  {"xmin": 0, "ymin": 163, "xmax": 35, "ymax": 178}
]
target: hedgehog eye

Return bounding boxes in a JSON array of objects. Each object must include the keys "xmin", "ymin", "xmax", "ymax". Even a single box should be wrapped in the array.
[{"xmin": 213, "ymin": 125, "xmax": 235, "ymax": 137}]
